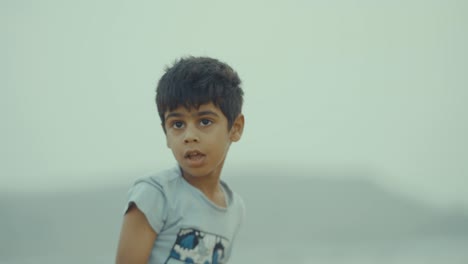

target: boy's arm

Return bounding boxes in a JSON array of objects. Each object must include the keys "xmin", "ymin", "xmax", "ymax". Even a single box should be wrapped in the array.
[{"xmin": 116, "ymin": 203, "xmax": 157, "ymax": 264}]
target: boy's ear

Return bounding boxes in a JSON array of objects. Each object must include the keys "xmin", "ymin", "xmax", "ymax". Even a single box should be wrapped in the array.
[{"xmin": 230, "ymin": 114, "xmax": 245, "ymax": 142}]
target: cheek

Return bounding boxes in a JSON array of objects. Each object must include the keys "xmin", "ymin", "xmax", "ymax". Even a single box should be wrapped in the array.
[
  {"xmin": 209, "ymin": 136, "xmax": 231, "ymax": 153},
  {"xmin": 165, "ymin": 135, "xmax": 178, "ymax": 149}
]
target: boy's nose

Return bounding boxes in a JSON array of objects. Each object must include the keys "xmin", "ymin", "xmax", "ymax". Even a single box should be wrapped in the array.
[
  {"xmin": 183, "ymin": 127, "xmax": 199, "ymax": 143},
  {"xmin": 184, "ymin": 136, "xmax": 199, "ymax": 143}
]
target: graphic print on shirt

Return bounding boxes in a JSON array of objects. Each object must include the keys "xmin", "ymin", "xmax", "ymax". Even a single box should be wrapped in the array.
[{"xmin": 164, "ymin": 228, "xmax": 230, "ymax": 264}]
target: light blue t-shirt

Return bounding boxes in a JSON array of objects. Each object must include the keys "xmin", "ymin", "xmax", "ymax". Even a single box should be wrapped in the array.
[{"xmin": 124, "ymin": 166, "xmax": 245, "ymax": 264}]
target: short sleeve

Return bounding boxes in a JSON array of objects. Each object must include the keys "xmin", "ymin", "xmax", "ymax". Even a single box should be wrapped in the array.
[{"xmin": 124, "ymin": 181, "xmax": 167, "ymax": 234}]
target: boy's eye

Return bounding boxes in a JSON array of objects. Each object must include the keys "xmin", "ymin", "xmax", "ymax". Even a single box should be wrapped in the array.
[
  {"xmin": 200, "ymin": 119, "xmax": 212, "ymax": 126},
  {"xmin": 172, "ymin": 121, "xmax": 184, "ymax": 129}
]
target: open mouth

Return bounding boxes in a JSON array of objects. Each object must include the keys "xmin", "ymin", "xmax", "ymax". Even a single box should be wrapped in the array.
[
  {"xmin": 184, "ymin": 150, "xmax": 206, "ymax": 167},
  {"xmin": 184, "ymin": 150, "xmax": 205, "ymax": 159}
]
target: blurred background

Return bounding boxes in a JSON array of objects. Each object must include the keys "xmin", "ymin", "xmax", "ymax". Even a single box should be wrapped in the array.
[{"xmin": 2, "ymin": 0, "xmax": 468, "ymax": 263}]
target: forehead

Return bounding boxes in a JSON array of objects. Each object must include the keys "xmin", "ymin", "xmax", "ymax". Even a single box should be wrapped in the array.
[{"xmin": 164, "ymin": 102, "xmax": 222, "ymax": 118}]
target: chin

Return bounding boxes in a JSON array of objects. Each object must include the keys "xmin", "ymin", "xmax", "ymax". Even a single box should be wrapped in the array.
[
  {"xmin": 181, "ymin": 166, "xmax": 217, "ymax": 179},
  {"xmin": 180, "ymin": 166, "xmax": 206, "ymax": 177}
]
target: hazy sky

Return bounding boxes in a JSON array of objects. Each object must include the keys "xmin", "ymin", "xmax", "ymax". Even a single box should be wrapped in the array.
[{"xmin": 2, "ymin": 1, "xmax": 467, "ymax": 207}]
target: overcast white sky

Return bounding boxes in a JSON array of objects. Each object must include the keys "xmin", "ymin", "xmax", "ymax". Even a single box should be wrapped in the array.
[{"xmin": 2, "ymin": 0, "xmax": 467, "ymax": 207}]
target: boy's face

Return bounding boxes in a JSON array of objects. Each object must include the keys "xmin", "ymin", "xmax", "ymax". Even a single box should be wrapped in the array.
[{"xmin": 164, "ymin": 102, "xmax": 244, "ymax": 179}]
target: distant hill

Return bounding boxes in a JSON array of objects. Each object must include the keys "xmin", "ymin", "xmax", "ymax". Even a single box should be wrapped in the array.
[
  {"xmin": 225, "ymin": 173, "xmax": 468, "ymax": 245},
  {"xmin": 0, "ymin": 186, "xmax": 128, "ymax": 260},
  {"xmin": 1, "ymin": 168, "xmax": 467, "ymax": 261}
]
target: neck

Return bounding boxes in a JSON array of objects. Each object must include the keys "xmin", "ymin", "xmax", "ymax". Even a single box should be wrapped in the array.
[
  {"xmin": 179, "ymin": 166, "xmax": 226, "ymax": 207},
  {"xmin": 183, "ymin": 171, "xmax": 221, "ymax": 195}
]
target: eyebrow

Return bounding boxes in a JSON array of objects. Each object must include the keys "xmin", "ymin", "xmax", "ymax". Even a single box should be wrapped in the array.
[
  {"xmin": 165, "ymin": 110, "xmax": 220, "ymax": 120},
  {"xmin": 196, "ymin": 111, "xmax": 220, "ymax": 118},
  {"xmin": 165, "ymin": 112, "xmax": 183, "ymax": 120}
]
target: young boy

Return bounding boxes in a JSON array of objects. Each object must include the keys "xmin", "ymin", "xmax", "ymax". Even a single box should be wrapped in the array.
[{"xmin": 116, "ymin": 56, "xmax": 246, "ymax": 264}]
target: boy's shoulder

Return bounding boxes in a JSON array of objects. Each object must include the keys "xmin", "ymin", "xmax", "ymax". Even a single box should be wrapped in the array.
[
  {"xmin": 133, "ymin": 166, "xmax": 181, "ymax": 191},
  {"xmin": 131, "ymin": 166, "xmax": 244, "ymax": 212}
]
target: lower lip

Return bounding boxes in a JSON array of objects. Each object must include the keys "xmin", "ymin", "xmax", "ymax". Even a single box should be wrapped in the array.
[{"xmin": 185, "ymin": 154, "xmax": 206, "ymax": 167}]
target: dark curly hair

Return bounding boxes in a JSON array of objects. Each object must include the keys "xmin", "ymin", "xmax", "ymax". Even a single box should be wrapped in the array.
[{"xmin": 156, "ymin": 56, "xmax": 244, "ymax": 132}]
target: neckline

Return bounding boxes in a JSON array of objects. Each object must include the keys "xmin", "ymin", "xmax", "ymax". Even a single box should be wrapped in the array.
[{"xmin": 174, "ymin": 166, "xmax": 231, "ymax": 211}]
